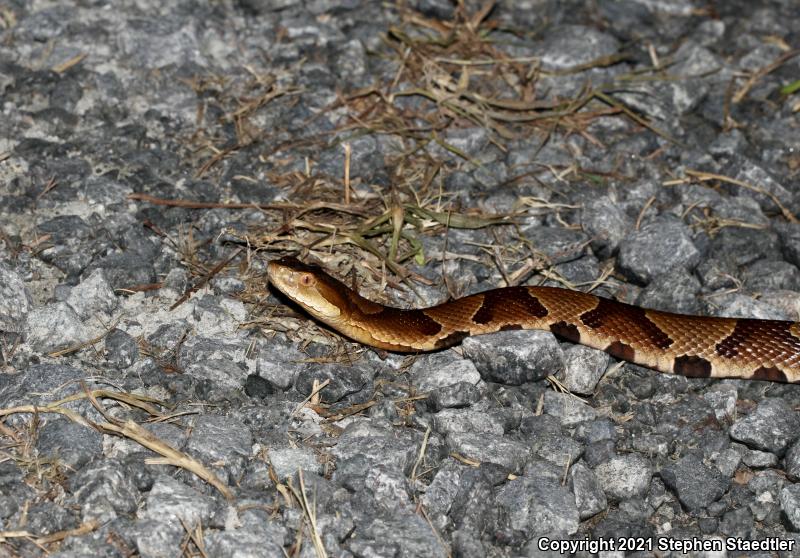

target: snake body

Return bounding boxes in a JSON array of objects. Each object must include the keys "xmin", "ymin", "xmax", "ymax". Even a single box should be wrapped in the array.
[{"xmin": 267, "ymin": 257, "xmax": 800, "ymax": 383}]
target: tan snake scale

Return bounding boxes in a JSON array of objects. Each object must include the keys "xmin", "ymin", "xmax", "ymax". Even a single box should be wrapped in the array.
[{"xmin": 268, "ymin": 257, "xmax": 800, "ymax": 383}]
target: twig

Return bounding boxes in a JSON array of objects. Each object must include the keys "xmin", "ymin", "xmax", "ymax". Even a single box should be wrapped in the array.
[
  {"xmin": 410, "ymin": 426, "xmax": 431, "ymax": 482},
  {"xmin": 292, "ymin": 379, "xmax": 331, "ymax": 416},
  {"xmin": 127, "ymin": 193, "xmax": 369, "ymax": 217},
  {"xmin": 343, "ymin": 143, "xmax": 352, "ymax": 205}
]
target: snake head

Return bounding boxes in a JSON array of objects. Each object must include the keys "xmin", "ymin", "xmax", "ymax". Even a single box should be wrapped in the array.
[{"xmin": 267, "ymin": 256, "xmax": 351, "ymax": 324}]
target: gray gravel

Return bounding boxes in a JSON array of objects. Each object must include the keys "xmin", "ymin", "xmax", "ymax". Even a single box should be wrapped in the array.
[{"xmin": 2, "ymin": 0, "xmax": 800, "ymax": 556}]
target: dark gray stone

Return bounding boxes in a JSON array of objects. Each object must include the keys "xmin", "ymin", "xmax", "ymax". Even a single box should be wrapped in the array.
[
  {"xmin": 410, "ymin": 351, "xmax": 481, "ymax": 391},
  {"xmin": 636, "ymin": 269, "xmax": 702, "ymax": 314},
  {"xmin": 593, "ymin": 454, "xmax": 653, "ymax": 502},
  {"xmin": 777, "ymin": 222, "xmax": 800, "ymax": 267},
  {"xmin": 267, "ymin": 447, "xmax": 322, "ymax": 480},
  {"xmin": 496, "ymin": 474, "xmax": 579, "ymax": 537},
  {"xmin": 432, "ymin": 404, "xmax": 505, "ymax": 437},
  {"xmin": 569, "ymin": 461, "xmax": 607, "ymax": 520},
  {"xmin": 105, "ymin": 328, "xmax": 139, "ymax": 368},
  {"xmin": 660, "ymin": 453, "xmax": 730, "ymax": 511},
  {"xmin": 25, "ymin": 301, "xmax": 91, "ymax": 353},
  {"xmin": 186, "ymin": 414, "xmax": 252, "ymax": 477},
  {"xmin": 0, "ymin": 364, "xmax": 86, "ymax": 408},
  {"xmin": 87, "ymin": 251, "xmax": 156, "ymax": 290},
  {"xmin": 521, "ymin": 226, "xmax": 589, "ymax": 265},
  {"xmin": 581, "ymin": 196, "xmax": 631, "ymax": 258},
  {"xmin": 421, "ymin": 460, "xmax": 467, "ymax": 517},
  {"xmin": 708, "ymin": 227, "xmax": 782, "ymax": 267},
  {"xmin": 696, "ymin": 257, "xmax": 740, "ymax": 290},
  {"xmin": 781, "ymin": 484, "xmax": 800, "ymax": 531},
  {"xmin": 462, "ymin": 330, "xmax": 563, "ymax": 385},
  {"xmin": 449, "ymin": 468, "xmax": 504, "ymax": 535},
  {"xmin": 295, "ymin": 360, "xmax": 375, "ymax": 403},
  {"xmin": 427, "ymin": 381, "xmax": 481, "ymax": 411},
  {"xmin": 347, "ymin": 513, "xmax": 446, "ymax": 558},
  {"xmin": 204, "ymin": 529, "xmax": 285, "ymax": 558},
  {"xmin": 617, "ymin": 218, "xmax": 700, "ymax": 285},
  {"xmin": 446, "ymin": 431, "xmax": 530, "ymax": 471},
  {"xmin": 178, "ymin": 336, "xmax": 249, "ymax": 391},
  {"xmin": 139, "ymin": 475, "xmax": 217, "ymax": 525},
  {"xmin": 254, "ymin": 336, "xmax": 308, "ymax": 390},
  {"xmin": 543, "ymin": 390, "xmax": 598, "ymax": 426},
  {"xmin": 742, "ymin": 259, "xmax": 800, "ymax": 291},
  {"xmin": 730, "ymin": 398, "xmax": 800, "ymax": 455},
  {"xmin": 330, "ymin": 421, "xmax": 422, "ymax": 474},
  {"xmin": 66, "ymin": 268, "xmax": 118, "ymax": 319},
  {"xmin": 785, "ymin": 438, "xmax": 800, "ymax": 478},
  {"xmin": 37, "ymin": 418, "xmax": 102, "ymax": 470},
  {"xmin": 521, "ymin": 414, "xmax": 583, "ymax": 468},
  {"xmin": 0, "ymin": 262, "xmax": 32, "ymax": 333},
  {"xmin": 70, "ymin": 458, "xmax": 140, "ymax": 523},
  {"xmin": 558, "ymin": 344, "xmax": 610, "ymax": 395}
]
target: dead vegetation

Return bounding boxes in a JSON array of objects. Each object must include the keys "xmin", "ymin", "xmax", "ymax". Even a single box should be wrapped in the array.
[{"xmin": 126, "ymin": 1, "xmax": 703, "ymax": 352}]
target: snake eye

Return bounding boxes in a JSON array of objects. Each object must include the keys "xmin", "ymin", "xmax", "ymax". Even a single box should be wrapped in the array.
[{"xmin": 299, "ymin": 273, "xmax": 316, "ymax": 287}]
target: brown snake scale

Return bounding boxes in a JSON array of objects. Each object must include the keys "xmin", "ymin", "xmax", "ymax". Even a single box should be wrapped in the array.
[{"xmin": 267, "ymin": 257, "xmax": 800, "ymax": 383}]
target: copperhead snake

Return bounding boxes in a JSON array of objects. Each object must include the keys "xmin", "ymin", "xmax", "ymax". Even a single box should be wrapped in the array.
[{"xmin": 267, "ymin": 256, "xmax": 800, "ymax": 383}]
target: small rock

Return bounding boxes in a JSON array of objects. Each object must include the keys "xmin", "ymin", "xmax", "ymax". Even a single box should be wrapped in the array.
[
  {"xmin": 462, "ymin": 330, "xmax": 563, "ymax": 385},
  {"xmin": 543, "ymin": 390, "xmax": 598, "ymax": 426},
  {"xmin": 785, "ymin": 438, "xmax": 800, "ymax": 478},
  {"xmin": 617, "ymin": 217, "xmax": 700, "ymax": 284},
  {"xmin": 446, "ymin": 431, "xmax": 530, "ymax": 471},
  {"xmin": 781, "ymin": 484, "xmax": 800, "ymax": 530},
  {"xmin": 133, "ymin": 519, "xmax": 183, "ymax": 557},
  {"xmin": 730, "ymin": 398, "xmax": 800, "ymax": 455},
  {"xmin": 178, "ymin": 336, "xmax": 249, "ymax": 391},
  {"xmin": 205, "ymin": 529, "xmax": 285, "ymax": 558},
  {"xmin": 432, "ymin": 405, "xmax": 505, "ymax": 437},
  {"xmin": 569, "ymin": 461, "xmax": 608, "ymax": 519},
  {"xmin": 71, "ymin": 458, "xmax": 139, "ymax": 523},
  {"xmin": 521, "ymin": 414, "xmax": 583, "ymax": 468},
  {"xmin": 364, "ymin": 465, "xmax": 413, "ymax": 510},
  {"xmin": 712, "ymin": 447, "xmax": 743, "ymax": 478},
  {"xmin": 777, "ymin": 222, "xmax": 800, "ymax": 267},
  {"xmin": 331, "ymin": 422, "xmax": 421, "ymax": 474},
  {"xmin": 105, "ymin": 328, "xmax": 139, "ymax": 368},
  {"xmin": 496, "ymin": 474, "xmax": 580, "ymax": 537},
  {"xmin": 427, "ymin": 381, "xmax": 481, "ymax": 411},
  {"xmin": 140, "ymin": 475, "xmax": 216, "ymax": 525},
  {"xmin": 186, "ymin": 414, "xmax": 253, "ymax": 474},
  {"xmin": 719, "ymin": 506, "xmax": 754, "ymax": 539},
  {"xmin": 347, "ymin": 513, "xmax": 445, "ymax": 558},
  {"xmin": 66, "ymin": 268, "xmax": 118, "ymax": 319},
  {"xmin": 254, "ymin": 337, "xmax": 307, "ymax": 390},
  {"xmin": 421, "ymin": 460, "xmax": 466, "ymax": 516},
  {"xmin": 25, "ymin": 301, "xmax": 91, "ymax": 353},
  {"xmin": 636, "ymin": 270, "xmax": 702, "ymax": 314},
  {"xmin": 741, "ymin": 448, "xmax": 778, "ymax": 468},
  {"xmin": 244, "ymin": 374, "xmax": 275, "ymax": 398},
  {"xmin": 295, "ymin": 361, "xmax": 374, "ymax": 403},
  {"xmin": 267, "ymin": 447, "xmax": 322, "ymax": 480},
  {"xmin": 38, "ymin": 418, "xmax": 102, "ymax": 470},
  {"xmin": 410, "ymin": 351, "xmax": 481, "ymax": 391},
  {"xmin": 743, "ymin": 259, "xmax": 800, "ymax": 291},
  {"xmin": 593, "ymin": 454, "xmax": 653, "ymax": 502},
  {"xmin": 709, "ymin": 227, "xmax": 781, "ymax": 267},
  {"xmin": 558, "ymin": 344, "xmax": 610, "ymax": 395},
  {"xmin": 660, "ymin": 453, "xmax": 730, "ymax": 511},
  {"xmin": 522, "ymin": 226, "xmax": 588, "ymax": 264},
  {"xmin": 581, "ymin": 196, "xmax": 631, "ymax": 258},
  {"xmin": 702, "ymin": 384, "xmax": 737, "ymax": 422},
  {"xmin": 89, "ymin": 251, "xmax": 156, "ymax": 290},
  {"xmin": 0, "ymin": 262, "xmax": 32, "ymax": 332}
]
